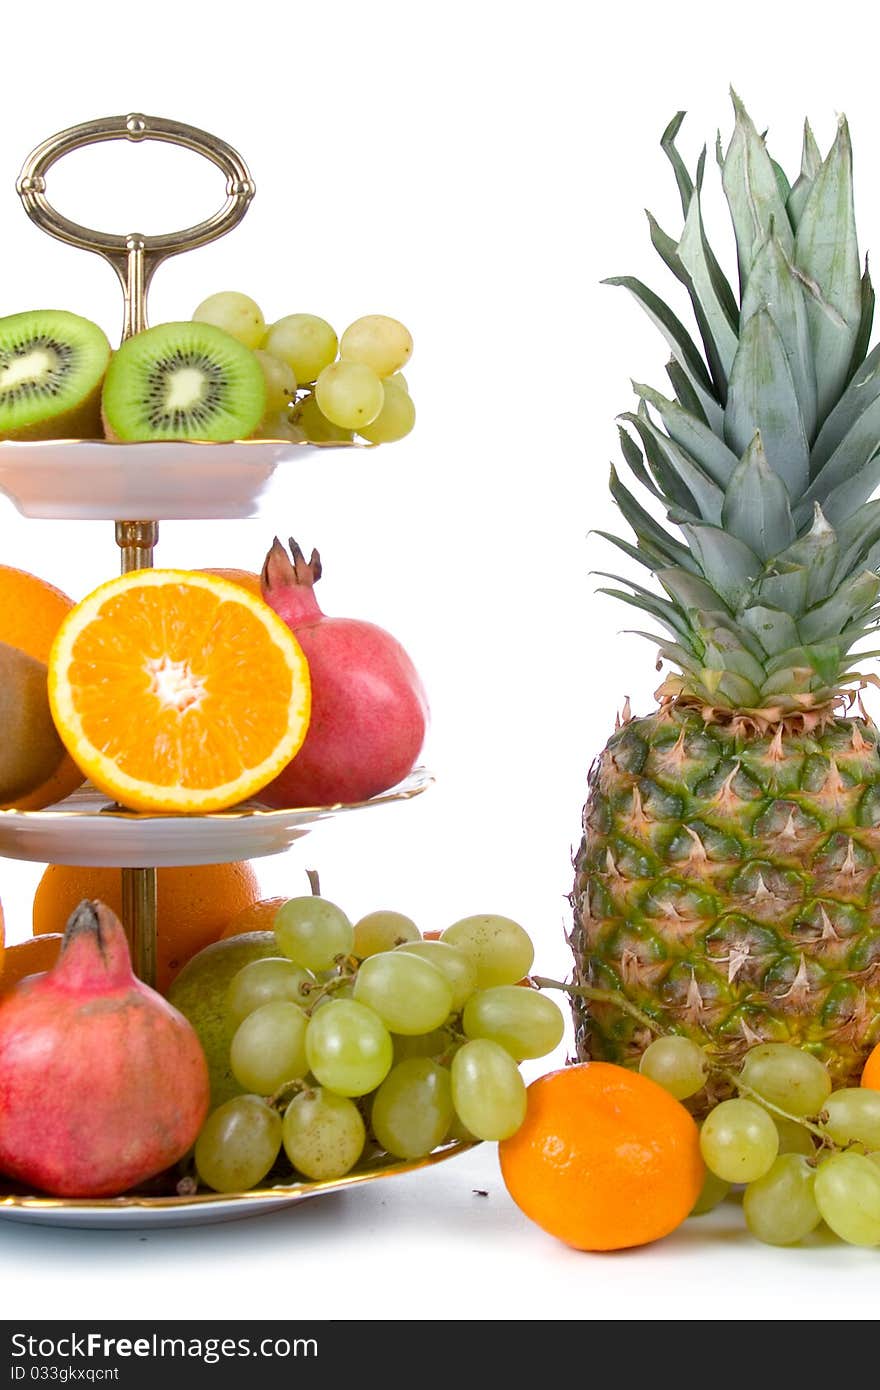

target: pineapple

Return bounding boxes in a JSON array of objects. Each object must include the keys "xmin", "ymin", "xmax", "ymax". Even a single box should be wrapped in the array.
[{"xmin": 571, "ymin": 95, "xmax": 880, "ymax": 1100}]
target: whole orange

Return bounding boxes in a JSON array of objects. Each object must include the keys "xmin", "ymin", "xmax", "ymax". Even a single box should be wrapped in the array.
[
  {"xmin": 498, "ymin": 1062, "xmax": 704, "ymax": 1251},
  {"xmin": 0, "ymin": 565, "xmax": 85, "ymax": 810},
  {"xmin": 862, "ymin": 1042, "xmax": 880, "ymax": 1090},
  {"xmin": 220, "ymin": 896, "xmax": 287, "ymax": 939},
  {"xmin": 0, "ymin": 934, "xmax": 63, "ymax": 995},
  {"xmin": 33, "ymin": 862, "xmax": 261, "ymax": 992}
]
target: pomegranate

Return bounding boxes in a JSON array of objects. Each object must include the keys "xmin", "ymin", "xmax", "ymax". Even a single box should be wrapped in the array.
[
  {"xmin": 258, "ymin": 538, "xmax": 428, "ymax": 806},
  {"xmin": 0, "ymin": 900, "xmax": 209, "ymax": 1197}
]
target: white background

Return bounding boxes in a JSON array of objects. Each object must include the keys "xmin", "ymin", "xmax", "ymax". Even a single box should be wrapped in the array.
[{"xmin": 1, "ymin": 0, "xmax": 879, "ymax": 1321}]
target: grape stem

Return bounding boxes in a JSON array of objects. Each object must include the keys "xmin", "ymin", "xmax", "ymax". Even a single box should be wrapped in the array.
[{"xmin": 533, "ymin": 976, "xmax": 834, "ymax": 1148}]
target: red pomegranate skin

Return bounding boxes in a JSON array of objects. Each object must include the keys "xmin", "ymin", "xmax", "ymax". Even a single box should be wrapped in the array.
[
  {"xmin": 0, "ymin": 900, "xmax": 210, "ymax": 1197},
  {"xmin": 258, "ymin": 539, "xmax": 428, "ymax": 807}
]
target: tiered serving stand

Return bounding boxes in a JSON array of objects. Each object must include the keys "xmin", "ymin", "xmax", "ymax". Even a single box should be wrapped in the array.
[{"xmin": 0, "ymin": 115, "xmax": 466, "ymax": 1227}]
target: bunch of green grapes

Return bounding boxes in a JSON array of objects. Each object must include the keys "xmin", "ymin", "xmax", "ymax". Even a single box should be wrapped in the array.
[
  {"xmin": 194, "ymin": 897, "xmax": 565, "ymax": 1194},
  {"xmin": 639, "ymin": 1035, "xmax": 880, "ymax": 1247},
  {"xmin": 192, "ymin": 292, "xmax": 415, "ymax": 445}
]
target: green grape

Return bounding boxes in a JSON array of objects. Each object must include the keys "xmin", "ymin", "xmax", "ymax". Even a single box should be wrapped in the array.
[
  {"xmin": 292, "ymin": 392, "xmax": 354, "ymax": 442},
  {"xmin": 445, "ymin": 1111, "xmax": 478, "ymax": 1144},
  {"xmin": 690, "ymin": 1167, "xmax": 731, "ymax": 1216},
  {"xmin": 814, "ymin": 1151, "xmax": 880, "ymax": 1246},
  {"xmin": 440, "ymin": 915, "xmax": 534, "ymax": 988},
  {"xmin": 393, "ymin": 1028, "xmax": 451, "ymax": 1063},
  {"xmin": 340, "ymin": 315, "xmax": 413, "ymax": 377},
  {"xmin": 868, "ymin": 1151, "xmax": 880, "ymax": 1170},
  {"xmin": 274, "ymin": 896, "xmax": 354, "ymax": 972},
  {"xmin": 774, "ymin": 1116, "xmax": 816, "ymax": 1158},
  {"xmin": 253, "ymin": 349, "xmax": 297, "ymax": 411},
  {"xmin": 387, "ymin": 371, "xmax": 408, "ymax": 393},
  {"xmin": 395, "ymin": 940, "xmax": 478, "ymax": 1012},
  {"xmin": 315, "ymin": 361, "xmax": 384, "ymax": 430},
  {"xmin": 742, "ymin": 1155, "xmax": 821, "ymax": 1246},
  {"xmin": 230, "ymin": 1001, "xmax": 309, "ymax": 1094},
  {"xmin": 227, "ymin": 957, "xmax": 314, "ymax": 1027},
  {"xmin": 263, "ymin": 314, "xmax": 338, "ymax": 383},
  {"xmin": 358, "ymin": 378, "xmax": 416, "ymax": 444},
  {"xmin": 305, "ymin": 999, "xmax": 393, "ymax": 1096},
  {"xmin": 255, "ymin": 411, "xmax": 306, "ymax": 442},
  {"xmin": 195, "ymin": 1095, "xmax": 282, "ymax": 1193},
  {"xmin": 822, "ymin": 1088, "xmax": 880, "ymax": 1149},
  {"xmin": 193, "ymin": 291, "xmax": 265, "ymax": 348},
  {"xmin": 281, "ymin": 1086, "xmax": 365, "ymax": 1180},
  {"xmin": 638, "ymin": 1035, "xmax": 707, "ymax": 1100},
  {"xmin": 462, "ymin": 985, "xmax": 564, "ymax": 1060},
  {"xmin": 353, "ymin": 909, "xmax": 420, "ymax": 958},
  {"xmin": 371, "ymin": 1059, "xmax": 454, "ymax": 1159},
  {"xmin": 450, "ymin": 1038, "xmax": 526, "ymax": 1141},
  {"xmin": 352, "ymin": 950, "xmax": 453, "ymax": 1034},
  {"xmin": 739, "ymin": 1043, "xmax": 831, "ymax": 1117},
  {"xmin": 699, "ymin": 1099, "xmax": 779, "ymax": 1183}
]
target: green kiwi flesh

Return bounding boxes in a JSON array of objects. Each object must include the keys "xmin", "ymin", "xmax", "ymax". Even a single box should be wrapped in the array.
[
  {"xmin": 0, "ymin": 309, "xmax": 111, "ymax": 440},
  {"xmin": 0, "ymin": 640, "xmax": 67, "ymax": 803},
  {"xmin": 101, "ymin": 321, "xmax": 267, "ymax": 442}
]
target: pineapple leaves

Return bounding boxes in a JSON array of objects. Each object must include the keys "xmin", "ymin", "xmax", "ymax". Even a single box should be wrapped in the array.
[
  {"xmin": 786, "ymin": 119, "xmax": 822, "ymax": 230},
  {"xmin": 794, "ymin": 116, "xmax": 861, "ymax": 426},
  {"xmin": 725, "ymin": 311, "xmax": 810, "ymax": 496},
  {"xmin": 847, "ymin": 256, "xmax": 875, "ymax": 384},
  {"xmin": 810, "ymin": 341, "xmax": 880, "ymax": 477},
  {"xmin": 721, "ymin": 432, "xmax": 796, "ymax": 560},
  {"xmin": 739, "ymin": 605, "xmax": 800, "ymax": 657},
  {"xmin": 660, "ymin": 111, "xmax": 694, "ymax": 218},
  {"xmin": 678, "ymin": 523, "xmax": 760, "ymax": 608},
  {"xmin": 741, "ymin": 233, "xmax": 817, "ymax": 442},
  {"xmin": 799, "ymin": 570, "xmax": 880, "ymax": 643},
  {"xmin": 608, "ymin": 466, "xmax": 697, "ymax": 570},
  {"xmin": 721, "ymin": 90, "xmax": 794, "ymax": 288},
  {"xmin": 634, "ymin": 384, "xmax": 739, "ymax": 488},
  {"xmin": 603, "ymin": 276, "xmax": 723, "ymax": 431},
  {"xmin": 622, "ymin": 407, "xmax": 724, "ymax": 523},
  {"xmin": 677, "ymin": 185, "xmax": 740, "ymax": 395}
]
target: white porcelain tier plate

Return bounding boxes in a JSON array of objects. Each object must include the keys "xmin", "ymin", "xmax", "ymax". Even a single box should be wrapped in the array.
[
  {"xmin": 0, "ymin": 438, "xmax": 360, "ymax": 520},
  {"xmin": 0, "ymin": 1142, "xmax": 474, "ymax": 1229},
  {"xmin": 0, "ymin": 767, "xmax": 432, "ymax": 867}
]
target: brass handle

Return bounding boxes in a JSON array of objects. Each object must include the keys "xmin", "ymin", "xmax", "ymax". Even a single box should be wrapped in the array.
[{"xmin": 16, "ymin": 113, "xmax": 255, "ymax": 342}]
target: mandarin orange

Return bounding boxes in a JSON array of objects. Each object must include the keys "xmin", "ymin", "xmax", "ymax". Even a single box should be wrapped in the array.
[
  {"xmin": 862, "ymin": 1042, "xmax": 880, "ymax": 1090},
  {"xmin": 0, "ymin": 934, "xmax": 63, "ymax": 995},
  {"xmin": 498, "ymin": 1062, "xmax": 704, "ymax": 1251}
]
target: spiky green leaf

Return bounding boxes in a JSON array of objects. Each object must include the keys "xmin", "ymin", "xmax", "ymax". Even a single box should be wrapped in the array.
[
  {"xmin": 603, "ymin": 276, "xmax": 722, "ymax": 430},
  {"xmin": 721, "ymin": 432, "xmax": 796, "ymax": 560},
  {"xmin": 725, "ymin": 310, "xmax": 810, "ymax": 495},
  {"xmin": 677, "ymin": 186, "xmax": 740, "ymax": 395},
  {"xmin": 739, "ymin": 605, "xmax": 801, "ymax": 656},
  {"xmin": 847, "ymin": 256, "xmax": 875, "ymax": 384},
  {"xmin": 775, "ymin": 506, "xmax": 839, "ymax": 605},
  {"xmin": 608, "ymin": 466, "xmax": 696, "ymax": 570},
  {"xmin": 660, "ymin": 111, "xmax": 693, "ymax": 218},
  {"xmin": 752, "ymin": 567, "xmax": 809, "ymax": 617},
  {"xmin": 633, "ymin": 384, "xmax": 739, "ymax": 488},
  {"xmin": 678, "ymin": 523, "xmax": 760, "ymax": 608},
  {"xmin": 809, "ymin": 449, "xmax": 880, "ymax": 528},
  {"xmin": 810, "ymin": 341, "xmax": 880, "ymax": 475},
  {"xmin": 721, "ymin": 90, "xmax": 794, "ymax": 287},
  {"xmin": 665, "ymin": 358, "xmax": 709, "ymax": 424},
  {"xmin": 786, "ymin": 119, "xmax": 822, "ymax": 230},
  {"xmin": 799, "ymin": 570, "xmax": 880, "ymax": 642},
  {"xmin": 623, "ymin": 408, "xmax": 723, "ymax": 523},
  {"xmin": 794, "ymin": 116, "xmax": 861, "ymax": 425},
  {"xmin": 741, "ymin": 233, "xmax": 817, "ymax": 441}
]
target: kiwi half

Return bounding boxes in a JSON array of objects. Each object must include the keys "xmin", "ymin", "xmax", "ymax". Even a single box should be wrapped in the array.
[
  {"xmin": 0, "ymin": 309, "xmax": 111, "ymax": 441},
  {"xmin": 101, "ymin": 321, "xmax": 266, "ymax": 442}
]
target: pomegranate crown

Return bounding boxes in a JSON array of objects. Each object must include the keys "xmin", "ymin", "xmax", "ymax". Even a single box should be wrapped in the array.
[{"xmin": 262, "ymin": 537, "xmax": 322, "ymax": 592}]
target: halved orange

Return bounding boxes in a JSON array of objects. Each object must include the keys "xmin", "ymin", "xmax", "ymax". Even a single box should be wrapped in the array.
[{"xmin": 48, "ymin": 570, "xmax": 311, "ymax": 813}]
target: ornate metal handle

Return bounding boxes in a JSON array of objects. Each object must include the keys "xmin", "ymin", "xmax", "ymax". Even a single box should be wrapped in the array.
[{"xmin": 16, "ymin": 113, "xmax": 255, "ymax": 342}]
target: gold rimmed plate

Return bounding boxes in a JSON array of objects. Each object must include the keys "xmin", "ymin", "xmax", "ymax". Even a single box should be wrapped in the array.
[
  {"xmin": 0, "ymin": 766, "xmax": 433, "ymax": 867},
  {"xmin": 0, "ymin": 438, "xmax": 365, "ymax": 521},
  {"xmin": 0, "ymin": 1141, "xmax": 475, "ymax": 1229}
]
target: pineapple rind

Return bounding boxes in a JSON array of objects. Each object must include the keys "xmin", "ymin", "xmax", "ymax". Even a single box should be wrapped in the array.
[{"xmin": 572, "ymin": 706, "xmax": 880, "ymax": 1106}]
